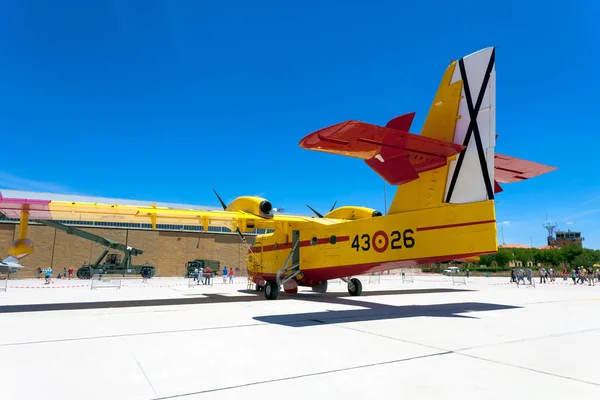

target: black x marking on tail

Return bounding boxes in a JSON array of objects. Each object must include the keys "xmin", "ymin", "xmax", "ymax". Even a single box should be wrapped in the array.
[{"xmin": 445, "ymin": 48, "xmax": 496, "ymax": 203}]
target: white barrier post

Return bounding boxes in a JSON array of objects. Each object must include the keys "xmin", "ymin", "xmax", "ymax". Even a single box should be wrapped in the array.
[
  {"xmin": 188, "ymin": 274, "xmax": 202, "ymax": 288},
  {"xmin": 368, "ymin": 273, "xmax": 381, "ymax": 284},
  {"xmin": 0, "ymin": 276, "xmax": 7, "ymax": 292},
  {"xmin": 91, "ymin": 274, "xmax": 122, "ymax": 290},
  {"xmin": 403, "ymin": 273, "xmax": 414, "ymax": 283},
  {"xmin": 452, "ymin": 274, "xmax": 467, "ymax": 286}
]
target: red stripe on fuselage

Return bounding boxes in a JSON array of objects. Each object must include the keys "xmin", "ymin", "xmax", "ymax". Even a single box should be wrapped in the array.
[
  {"xmin": 252, "ymin": 250, "xmax": 495, "ymax": 284},
  {"xmin": 417, "ymin": 219, "xmax": 495, "ymax": 232},
  {"xmin": 250, "ymin": 235, "xmax": 349, "ymax": 253}
]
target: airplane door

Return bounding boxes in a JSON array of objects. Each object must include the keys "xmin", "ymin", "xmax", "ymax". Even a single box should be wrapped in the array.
[
  {"xmin": 324, "ymin": 228, "xmax": 341, "ymax": 265},
  {"xmin": 292, "ymin": 230, "xmax": 300, "ymax": 266}
]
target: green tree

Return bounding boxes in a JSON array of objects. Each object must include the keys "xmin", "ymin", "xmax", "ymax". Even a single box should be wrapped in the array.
[
  {"xmin": 573, "ymin": 252, "xmax": 594, "ymax": 269},
  {"xmin": 533, "ymin": 249, "xmax": 547, "ymax": 265},
  {"xmin": 545, "ymin": 248, "xmax": 564, "ymax": 267},
  {"xmin": 478, "ymin": 254, "xmax": 495, "ymax": 267},
  {"xmin": 494, "ymin": 248, "xmax": 514, "ymax": 268},
  {"xmin": 513, "ymin": 248, "xmax": 535, "ymax": 266},
  {"xmin": 560, "ymin": 244, "xmax": 584, "ymax": 265}
]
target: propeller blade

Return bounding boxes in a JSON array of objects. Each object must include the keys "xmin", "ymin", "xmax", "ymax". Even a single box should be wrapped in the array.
[
  {"xmin": 235, "ymin": 227, "xmax": 246, "ymax": 242},
  {"xmin": 212, "ymin": 189, "xmax": 228, "ymax": 210},
  {"xmin": 306, "ymin": 204, "xmax": 323, "ymax": 218},
  {"xmin": 330, "ymin": 201, "xmax": 337, "ymax": 212}
]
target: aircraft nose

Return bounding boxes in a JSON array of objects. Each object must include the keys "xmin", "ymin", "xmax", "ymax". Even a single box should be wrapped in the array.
[{"xmin": 8, "ymin": 238, "xmax": 33, "ymax": 259}]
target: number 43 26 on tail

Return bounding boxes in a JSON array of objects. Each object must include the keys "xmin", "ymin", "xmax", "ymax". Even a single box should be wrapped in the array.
[{"xmin": 351, "ymin": 229, "xmax": 415, "ymax": 253}]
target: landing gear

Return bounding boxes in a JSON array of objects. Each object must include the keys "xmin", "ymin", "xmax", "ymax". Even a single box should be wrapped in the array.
[
  {"xmin": 347, "ymin": 278, "xmax": 362, "ymax": 296},
  {"xmin": 264, "ymin": 280, "xmax": 279, "ymax": 300},
  {"xmin": 311, "ymin": 281, "xmax": 328, "ymax": 293}
]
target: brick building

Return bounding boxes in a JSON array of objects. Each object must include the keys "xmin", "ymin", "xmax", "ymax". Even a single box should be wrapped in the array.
[{"xmin": 0, "ymin": 190, "xmax": 273, "ymax": 278}]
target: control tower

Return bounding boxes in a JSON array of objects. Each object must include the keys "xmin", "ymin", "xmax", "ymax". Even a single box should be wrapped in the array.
[{"xmin": 543, "ymin": 221, "xmax": 584, "ymax": 248}]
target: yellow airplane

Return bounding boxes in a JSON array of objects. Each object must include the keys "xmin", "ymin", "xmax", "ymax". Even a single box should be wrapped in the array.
[{"xmin": 0, "ymin": 47, "xmax": 555, "ymax": 300}]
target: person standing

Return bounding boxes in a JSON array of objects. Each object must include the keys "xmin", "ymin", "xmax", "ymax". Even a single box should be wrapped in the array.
[
  {"xmin": 222, "ymin": 266, "xmax": 228, "ymax": 283},
  {"xmin": 228, "ymin": 267, "xmax": 234, "ymax": 283},
  {"xmin": 68, "ymin": 267, "xmax": 73, "ymax": 279},
  {"xmin": 205, "ymin": 266, "xmax": 212, "ymax": 285}
]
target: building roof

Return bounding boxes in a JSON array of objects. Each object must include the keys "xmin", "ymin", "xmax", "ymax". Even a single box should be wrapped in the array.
[{"xmin": 499, "ymin": 244, "xmax": 533, "ymax": 249}]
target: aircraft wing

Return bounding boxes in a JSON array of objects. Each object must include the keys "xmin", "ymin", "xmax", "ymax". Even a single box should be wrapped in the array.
[
  {"xmin": 0, "ymin": 192, "xmax": 313, "ymax": 233},
  {"xmin": 494, "ymin": 153, "xmax": 557, "ymax": 184}
]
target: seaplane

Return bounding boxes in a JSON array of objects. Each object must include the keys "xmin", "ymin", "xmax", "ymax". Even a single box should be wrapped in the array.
[{"xmin": 0, "ymin": 47, "xmax": 556, "ymax": 299}]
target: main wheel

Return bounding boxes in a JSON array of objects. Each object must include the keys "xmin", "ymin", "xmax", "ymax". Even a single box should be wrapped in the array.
[
  {"xmin": 348, "ymin": 278, "xmax": 362, "ymax": 296},
  {"xmin": 311, "ymin": 281, "xmax": 328, "ymax": 293},
  {"xmin": 264, "ymin": 280, "xmax": 279, "ymax": 300}
]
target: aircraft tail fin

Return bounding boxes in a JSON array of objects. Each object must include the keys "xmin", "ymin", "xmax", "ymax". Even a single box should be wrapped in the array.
[
  {"xmin": 388, "ymin": 47, "xmax": 497, "ymax": 213},
  {"xmin": 298, "ymin": 47, "xmax": 554, "ymax": 215}
]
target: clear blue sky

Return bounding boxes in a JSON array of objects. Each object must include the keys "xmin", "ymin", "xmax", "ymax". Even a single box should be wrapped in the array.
[{"xmin": 0, "ymin": 1, "xmax": 597, "ymax": 248}]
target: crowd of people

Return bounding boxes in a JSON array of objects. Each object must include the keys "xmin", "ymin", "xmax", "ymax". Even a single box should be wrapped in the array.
[
  {"xmin": 191, "ymin": 265, "xmax": 235, "ymax": 285},
  {"xmin": 510, "ymin": 266, "xmax": 599, "ymax": 286}
]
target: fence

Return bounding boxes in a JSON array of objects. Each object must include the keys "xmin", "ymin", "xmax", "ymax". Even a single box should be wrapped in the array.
[
  {"xmin": 452, "ymin": 275, "xmax": 467, "ymax": 286},
  {"xmin": 517, "ymin": 277, "xmax": 536, "ymax": 289},
  {"xmin": 402, "ymin": 272, "xmax": 414, "ymax": 283},
  {"xmin": 368, "ymin": 273, "xmax": 381, "ymax": 284},
  {"xmin": 91, "ymin": 274, "xmax": 122, "ymax": 290}
]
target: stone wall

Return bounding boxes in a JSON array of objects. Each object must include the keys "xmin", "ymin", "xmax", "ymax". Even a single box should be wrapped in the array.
[{"xmin": 0, "ymin": 223, "xmax": 255, "ymax": 277}]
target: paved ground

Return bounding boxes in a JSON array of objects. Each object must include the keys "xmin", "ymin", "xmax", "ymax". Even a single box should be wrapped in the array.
[{"xmin": 0, "ymin": 274, "xmax": 599, "ymax": 399}]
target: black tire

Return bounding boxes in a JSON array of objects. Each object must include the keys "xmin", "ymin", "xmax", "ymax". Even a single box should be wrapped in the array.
[
  {"xmin": 348, "ymin": 278, "xmax": 362, "ymax": 296},
  {"xmin": 311, "ymin": 281, "xmax": 328, "ymax": 293},
  {"xmin": 264, "ymin": 280, "xmax": 279, "ymax": 300},
  {"xmin": 77, "ymin": 267, "xmax": 91, "ymax": 279}
]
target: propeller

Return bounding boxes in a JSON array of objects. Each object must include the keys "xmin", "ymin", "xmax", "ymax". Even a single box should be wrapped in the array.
[
  {"xmin": 212, "ymin": 189, "xmax": 248, "ymax": 244},
  {"xmin": 306, "ymin": 201, "xmax": 337, "ymax": 218}
]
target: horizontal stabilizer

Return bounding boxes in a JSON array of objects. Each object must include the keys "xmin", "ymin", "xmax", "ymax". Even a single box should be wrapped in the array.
[
  {"xmin": 494, "ymin": 153, "xmax": 557, "ymax": 183},
  {"xmin": 299, "ymin": 119, "xmax": 465, "ymax": 185}
]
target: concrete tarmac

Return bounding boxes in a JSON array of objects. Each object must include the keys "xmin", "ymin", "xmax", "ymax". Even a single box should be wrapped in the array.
[{"xmin": 0, "ymin": 274, "xmax": 599, "ymax": 399}]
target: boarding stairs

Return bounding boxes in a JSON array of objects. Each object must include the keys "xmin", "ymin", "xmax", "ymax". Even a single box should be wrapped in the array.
[{"xmin": 276, "ymin": 239, "xmax": 302, "ymax": 287}]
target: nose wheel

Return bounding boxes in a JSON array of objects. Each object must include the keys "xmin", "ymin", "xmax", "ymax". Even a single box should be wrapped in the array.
[{"xmin": 347, "ymin": 278, "xmax": 362, "ymax": 296}]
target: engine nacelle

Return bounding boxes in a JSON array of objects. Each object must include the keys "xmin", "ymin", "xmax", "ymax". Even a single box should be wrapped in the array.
[
  {"xmin": 226, "ymin": 196, "xmax": 273, "ymax": 219},
  {"xmin": 324, "ymin": 206, "xmax": 382, "ymax": 220}
]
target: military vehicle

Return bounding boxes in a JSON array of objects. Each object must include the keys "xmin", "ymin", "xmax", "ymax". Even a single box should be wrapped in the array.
[
  {"xmin": 36, "ymin": 220, "xmax": 155, "ymax": 279},
  {"xmin": 186, "ymin": 259, "xmax": 220, "ymax": 277}
]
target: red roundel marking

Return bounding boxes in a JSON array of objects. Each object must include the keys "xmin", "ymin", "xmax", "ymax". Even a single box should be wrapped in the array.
[{"xmin": 372, "ymin": 231, "xmax": 389, "ymax": 253}]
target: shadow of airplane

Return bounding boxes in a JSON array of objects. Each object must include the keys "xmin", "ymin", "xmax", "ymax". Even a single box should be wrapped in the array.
[
  {"xmin": 0, "ymin": 287, "xmax": 486, "ymax": 315},
  {"xmin": 253, "ymin": 301, "xmax": 521, "ymax": 327}
]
